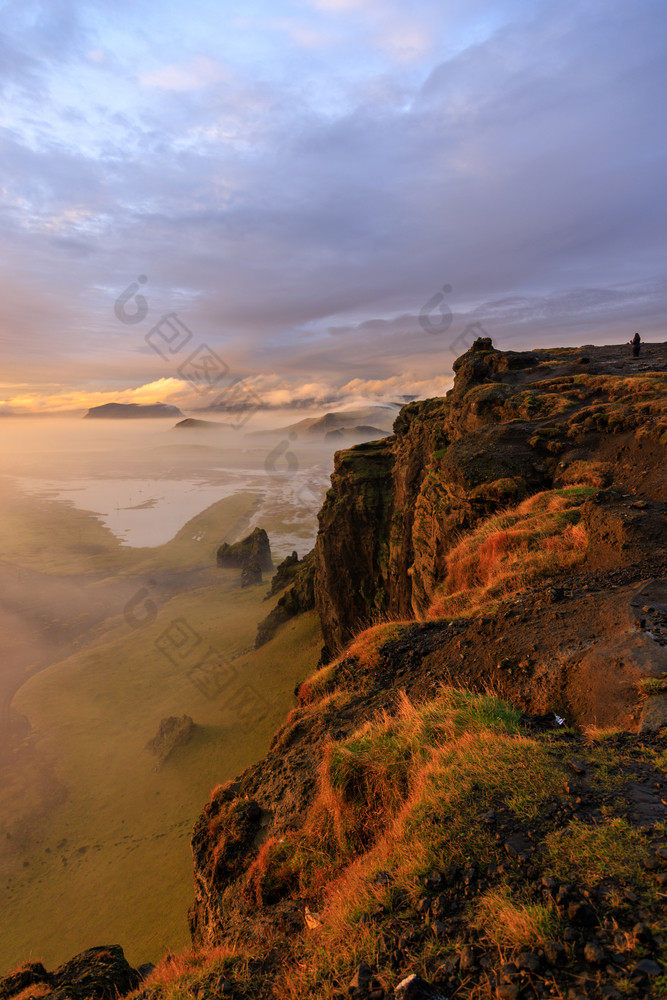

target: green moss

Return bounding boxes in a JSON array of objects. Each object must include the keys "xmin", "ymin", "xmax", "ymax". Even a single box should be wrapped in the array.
[{"xmin": 543, "ymin": 818, "xmax": 650, "ymax": 888}]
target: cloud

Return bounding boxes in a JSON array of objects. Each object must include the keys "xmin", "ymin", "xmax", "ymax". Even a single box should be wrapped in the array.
[
  {"xmin": 139, "ymin": 56, "xmax": 232, "ymax": 92},
  {"xmin": 0, "ymin": 0, "xmax": 665, "ymax": 412}
]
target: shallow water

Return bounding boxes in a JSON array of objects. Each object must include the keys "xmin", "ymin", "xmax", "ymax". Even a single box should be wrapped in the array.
[{"xmin": 1, "ymin": 416, "xmax": 336, "ymax": 556}]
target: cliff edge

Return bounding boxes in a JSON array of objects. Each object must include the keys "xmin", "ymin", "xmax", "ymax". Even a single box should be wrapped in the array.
[{"xmin": 315, "ymin": 340, "xmax": 667, "ymax": 657}]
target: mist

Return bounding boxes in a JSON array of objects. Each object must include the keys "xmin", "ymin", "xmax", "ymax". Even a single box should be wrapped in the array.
[{"xmin": 0, "ymin": 408, "xmax": 344, "ymax": 736}]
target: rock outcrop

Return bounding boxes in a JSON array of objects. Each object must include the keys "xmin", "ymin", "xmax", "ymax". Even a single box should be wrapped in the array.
[
  {"xmin": 266, "ymin": 551, "xmax": 302, "ymax": 597},
  {"xmin": 145, "ymin": 714, "xmax": 196, "ymax": 770},
  {"xmin": 216, "ymin": 528, "xmax": 273, "ymax": 574},
  {"xmin": 255, "ymin": 551, "xmax": 315, "ymax": 647},
  {"xmin": 315, "ymin": 339, "xmax": 667, "ymax": 657},
  {"xmin": 0, "ymin": 947, "xmax": 140, "ymax": 1000},
  {"xmin": 241, "ymin": 559, "xmax": 263, "ymax": 588}
]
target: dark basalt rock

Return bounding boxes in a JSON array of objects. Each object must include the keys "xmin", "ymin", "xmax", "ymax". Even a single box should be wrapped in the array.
[
  {"xmin": 0, "ymin": 947, "xmax": 140, "ymax": 1000},
  {"xmin": 0, "ymin": 962, "xmax": 50, "ymax": 1000},
  {"xmin": 241, "ymin": 558, "xmax": 263, "ymax": 588},
  {"xmin": 255, "ymin": 551, "xmax": 315, "ymax": 647},
  {"xmin": 267, "ymin": 551, "xmax": 301, "ymax": 597},
  {"xmin": 394, "ymin": 973, "xmax": 448, "ymax": 999},
  {"xmin": 216, "ymin": 527, "xmax": 273, "ymax": 573}
]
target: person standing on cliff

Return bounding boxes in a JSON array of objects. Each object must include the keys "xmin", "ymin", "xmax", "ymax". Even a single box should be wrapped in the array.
[{"xmin": 630, "ymin": 332, "xmax": 641, "ymax": 357}]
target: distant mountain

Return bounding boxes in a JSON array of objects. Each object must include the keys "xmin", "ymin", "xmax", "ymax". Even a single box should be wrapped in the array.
[
  {"xmin": 173, "ymin": 418, "xmax": 221, "ymax": 430},
  {"xmin": 84, "ymin": 403, "xmax": 184, "ymax": 420},
  {"xmin": 324, "ymin": 424, "xmax": 388, "ymax": 442},
  {"xmin": 249, "ymin": 404, "xmax": 400, "ymax": 439}
]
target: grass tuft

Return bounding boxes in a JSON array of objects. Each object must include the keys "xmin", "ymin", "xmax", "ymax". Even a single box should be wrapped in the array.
[
  {"xmin": 473, "ymin": 886, "xmax": 559, "ymax": 954},
  {"xmin": 428, "ymin": 487, "xmax": 593, "ymax": 619}
]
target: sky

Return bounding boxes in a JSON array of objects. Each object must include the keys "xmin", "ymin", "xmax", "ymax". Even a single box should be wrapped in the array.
[{"xmin": 0, "ymin": 0, "xmax": 665, "ymax": 415}]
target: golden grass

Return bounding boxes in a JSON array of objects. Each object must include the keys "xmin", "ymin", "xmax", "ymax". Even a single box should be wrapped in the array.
[
  {"xmin": 296, "ymin": 663, "xmax": 338, "ymax": 705},
  {"xmin": 9, "ymin": 984, "xmax": 51, "ymax": 1000},
  {"xmin": 273, "ymin": 707, "xmax": 569, "ymax": 1000},
  {"xmin": 428, "ymin": 487, "xmax": 592, "ymax": 619},
  {"xmin": 135, "ymin": 944, "xmax": 250, "ymax": 999},
  {"xmin": 345, "ymin": 620, "xmax": 411, "ymax": 672},
  {"xmin": 473, "ymin": 886, "xmax": 559, "ymax": 954}
]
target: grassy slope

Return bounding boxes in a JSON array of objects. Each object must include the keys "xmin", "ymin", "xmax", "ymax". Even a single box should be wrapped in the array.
[
  {"xmin": 130, "ymin": 692, "xmax": 667, "ymax": 1000},
  {"xmin": 0, "ymin": 484, "xmax": 321, "ymax": 974}
]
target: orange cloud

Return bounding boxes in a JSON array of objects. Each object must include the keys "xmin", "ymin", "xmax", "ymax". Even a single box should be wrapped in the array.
[{"xmin": 1, "ymin": 378, "xmax": 186, "ymax": 414}]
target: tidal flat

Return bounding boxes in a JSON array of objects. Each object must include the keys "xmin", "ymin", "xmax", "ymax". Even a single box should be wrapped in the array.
[{"xmin": 0, "ymin": 417, "xmax": 330, "ymax": 973}]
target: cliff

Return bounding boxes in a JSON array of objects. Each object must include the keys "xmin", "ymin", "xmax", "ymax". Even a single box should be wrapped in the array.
[
  {"xmin": 315, "ymin": 339, "xmax": 667, "ymax": 656},
  {"xmin": 182, "ymin": 339, "xmax": 667, "ymax": 1000}
]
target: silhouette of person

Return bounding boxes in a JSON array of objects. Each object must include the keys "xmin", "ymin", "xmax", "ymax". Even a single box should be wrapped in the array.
[{"xmin": 630, "ymin": 332, "xmax": 641, "ymax": 357}]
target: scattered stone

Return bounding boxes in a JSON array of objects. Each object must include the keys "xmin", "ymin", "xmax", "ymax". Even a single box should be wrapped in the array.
[
  {"xmin": 504, "ymin": 834, "xmax": 533, "ymax": 859},
  {"xmin": 499, "ymin": 963, "xmax": 519, "ymax": 983},
  {"xmin": 459, "ymin": 944, "xmax": 476, "ymax": 971},
  {"xmin": 632, "ymin": 922, "xmax": 652, "ymax": 945},
  {"xmin": 631, "ymin": 958, "xmax": 662, "ymax": 977},
  {"xmin": 517, "ymin": 951, "xmax": 541, "ymax": 974},
  {"xmin": 305, "ymin": 905, "xmax": 323, "ymax": 930},
  {"xmin": 584, "ymin": 941, "xmax": 605, "ymax": 964},
  {"xmin": 496, "ymin": 986, "xmax": 519, "ymax": 1000},
  {"xmin": 431, "ymin": 894, "xmax": 449, "ymax": 920},
  {"xmin": 348, "ymin": 962, "xmax": 373, "ymax": 994},
  {"xmin": 393, "ymin": 973, "xmax": 447, "ymax": 999},
  {"xmin": 543, "ymin": 940, "xmax": 565, "ymax": 965},
  {"xmin": 567, "ymin": 901, "xmax": 598, "ymax": 926},
  {"xmin": 566, "ymin": 758, "xmax": 587, "ymax": 774},
  {"xmin": 212, "ymin": 977, "xmax": 233, "ymax": 996}
]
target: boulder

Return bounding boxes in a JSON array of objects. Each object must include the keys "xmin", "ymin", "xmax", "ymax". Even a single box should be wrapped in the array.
[
  {"xmin": 0, "ymin": 947, "xmax": 141, "ymax": 1000},
  {"xmin": 145, "ymin": 715, "xmax": 195, "ymax": 770}
]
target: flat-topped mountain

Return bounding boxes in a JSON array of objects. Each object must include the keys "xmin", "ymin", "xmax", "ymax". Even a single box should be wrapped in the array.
[{"xmin": 84, "ymin": 402, "xmax": 184, "ymax": 419}]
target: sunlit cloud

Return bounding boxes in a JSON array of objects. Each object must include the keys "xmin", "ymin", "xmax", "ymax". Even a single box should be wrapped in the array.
[{"xmin": 1, "ymin": 378, "xmax": 186, "ymax": 415}]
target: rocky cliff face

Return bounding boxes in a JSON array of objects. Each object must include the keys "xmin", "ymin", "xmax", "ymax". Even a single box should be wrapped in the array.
[
  {"xmin": 183, "ymin": 341, "xmax": 667, "ymax": 998},
  {"xmin": 315, "ymin": 339, "xmax": 667, "ymax": 656}
]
